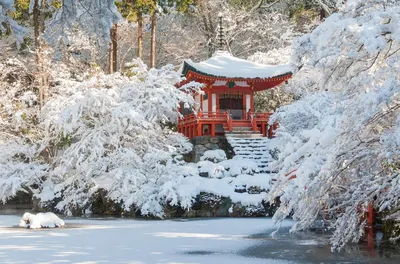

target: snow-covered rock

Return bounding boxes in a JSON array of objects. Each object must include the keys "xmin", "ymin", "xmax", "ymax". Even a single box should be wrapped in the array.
[
  {"xmin": 19, "ymin": 212, "xmax": 65, "ymax": 229},
  {"xmin": 200, "ymin": 149, "xmax": 227, "ymax": 163}
]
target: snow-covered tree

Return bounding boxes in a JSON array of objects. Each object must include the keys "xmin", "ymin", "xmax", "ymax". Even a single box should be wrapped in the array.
[
  {"xmin": 269, "ymin": 0, "xmax": 400, "ymax": 250},
  {"xmin": 37, "ymin": 60, "xmax": 201, "ymax": 216},
  {"xmin": 248, "ymin": 47, "xmax": 296, "ymax": 112},
  {"xmin": 156, "ymin": 0, "xmax": 297, "ymax": 66},
  {"xmin": 0, "ymin": 0, "xmax": 29, "ymax": 46},
  {"xmin": 0, "ymin": 56, "xmax": 49, "ymax": 202}
]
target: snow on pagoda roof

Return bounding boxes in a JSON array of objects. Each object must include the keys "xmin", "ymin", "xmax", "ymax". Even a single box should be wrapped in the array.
[{"xmin": 181, "ymin": 51, "xmax": 292, "ymax": 79}]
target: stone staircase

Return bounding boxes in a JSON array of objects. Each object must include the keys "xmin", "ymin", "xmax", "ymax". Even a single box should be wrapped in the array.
[{"xmin": 225, "ymin": 126, "xmax": 275, "ymax": 175}]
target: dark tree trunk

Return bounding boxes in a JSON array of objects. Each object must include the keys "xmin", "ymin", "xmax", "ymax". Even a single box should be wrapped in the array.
[
  {"xmin": 137, "ymin": 11, "xmax": 143, "ymax": 59},
  {"xmin": 33, "ymin": 0, "xmax": 48, "ymax": 109},
  {"xmin": 109, "ymin": 24, "xmax": 118, "ymax": 73},
  {"xmin": 150, "ymin": 10, "xmax": 156, "ymax": 68}
]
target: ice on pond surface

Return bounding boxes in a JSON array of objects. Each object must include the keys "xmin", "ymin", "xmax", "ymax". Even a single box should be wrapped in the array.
[
  {"xmin": 0, "ymin": 216, "xmax": 399, "ymax": 264},
  {"xmin": 0, "ymin": 216, "xmax": 295, "ymax": 264}
]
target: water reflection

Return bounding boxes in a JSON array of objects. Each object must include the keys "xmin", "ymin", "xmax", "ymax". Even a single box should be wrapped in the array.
[{"xmin": 239, "ymin": 227, "xmax": 400, "ymax": 264}]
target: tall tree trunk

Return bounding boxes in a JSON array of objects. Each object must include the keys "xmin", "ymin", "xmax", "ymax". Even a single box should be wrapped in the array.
[
  {"xmin": 150, "ymin": 10, "xmax": 156, "ymax": 68},
  {"xmin": 33, "ymin": 0, "xmax": 48, "ymax": 109},
  {"xmin": 109, "ymin": 24, "xmax": 118, "ymax": 73},
  {"xmin": 33, "ymin": 0, "xmax": 40, "ymax": 50},
  {"xmin": 198, "ymin": 0, "xmax": 214, "ymax": 57},
  {"xmin": 137, "ymin": 11, "xmax": 143, "ymax": 59}
]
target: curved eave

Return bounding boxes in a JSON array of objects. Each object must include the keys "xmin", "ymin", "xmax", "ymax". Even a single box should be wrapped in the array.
[
  {"xmin": 181, "ymin": 61, "xmax": 292, "ymax": 80},
  {"xmin": 180, "ymin": 62, "xmax": 292, "ymax": 91}
]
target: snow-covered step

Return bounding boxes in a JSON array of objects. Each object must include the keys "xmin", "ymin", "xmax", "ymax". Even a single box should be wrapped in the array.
[
  {"xmin": 226, "ymin": 132, "xmax": 276, "ymax": 178},
  {"xmin": 225, "ymin": 133, "xmax": 264, "ymax": 138}
]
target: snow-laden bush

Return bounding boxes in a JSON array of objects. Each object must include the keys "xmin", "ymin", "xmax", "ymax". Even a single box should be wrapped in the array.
[
  {"xmin": 37, "ymin": 60, "xmax": 202, "ymax": 217},
  {"xmin": 269, "ymin": 0, "xmax": 400, "ymax": 250},
  {"xmin": 200, "ymin": 149, "xmax": 227, "ymax": 163},
  {"xmin": 0, "ymin": 58, "xmax": 49, "ymax": 202},
  {"xmin": 19, "ymin": 212, "xmax": 65, "ymax": 229}
]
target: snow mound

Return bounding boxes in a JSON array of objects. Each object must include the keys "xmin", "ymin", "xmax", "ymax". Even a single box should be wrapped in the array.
[
  {"xmin": 200, "ymin": 149, "xmax": 227, "ymax": 163},
  {"xmin": 19, "ymin": 212, "xmax": 65, "ymax": 229}
]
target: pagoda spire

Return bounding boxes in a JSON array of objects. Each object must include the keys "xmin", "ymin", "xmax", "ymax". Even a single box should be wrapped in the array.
[{"xmin": 217, "ymin": 13, "xmax": 226, "ymax": 51}]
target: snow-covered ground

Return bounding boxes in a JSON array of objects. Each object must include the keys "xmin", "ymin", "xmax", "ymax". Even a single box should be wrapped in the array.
[{"xmin": 0, "ymin": 216, "xmax": 295, "ymax": 264}]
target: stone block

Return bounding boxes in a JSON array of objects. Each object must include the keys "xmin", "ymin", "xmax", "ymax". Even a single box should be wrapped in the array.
[{"xmin": 192, "ymin": 136, "xmax": 210, "ymax": 145}]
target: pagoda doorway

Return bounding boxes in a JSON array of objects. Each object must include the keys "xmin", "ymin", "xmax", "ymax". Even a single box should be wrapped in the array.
[{"xmin": 219, "ymin": 94, "xmax": 244, "ymax": 120}]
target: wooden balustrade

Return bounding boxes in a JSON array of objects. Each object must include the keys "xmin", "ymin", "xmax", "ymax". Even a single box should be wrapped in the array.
[{"xmin": 177, "ymin": 111, "xmax": 277, "ymax": 139}]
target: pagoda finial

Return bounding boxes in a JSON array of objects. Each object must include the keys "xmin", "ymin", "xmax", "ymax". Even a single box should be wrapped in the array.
[{"xmin": 217, "ymin": 13, "xmax": 226, "ymax": 51}]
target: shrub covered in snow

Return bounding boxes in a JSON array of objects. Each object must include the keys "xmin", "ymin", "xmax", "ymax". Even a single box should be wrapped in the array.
[
  {"xmin": 200, "ymin": 150, "xmax": 227, "ymax": 163},
  {"xmin": 19, "ymin": 212, "xmax": 65, "ymax": 229}
]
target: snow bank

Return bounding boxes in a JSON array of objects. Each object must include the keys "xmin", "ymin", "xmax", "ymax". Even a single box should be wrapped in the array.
[{"xmin": 19, "ymin": 212, "xmax": 65, "ymax": 229}]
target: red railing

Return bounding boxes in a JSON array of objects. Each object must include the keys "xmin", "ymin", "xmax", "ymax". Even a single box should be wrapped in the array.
[
  {"xmin": 177, "ymin": 111, "xmax": 277, "ymax": 138},
  {"xmin": 179, "ymin": 111, "xmax": 228, "ymax": 124}
]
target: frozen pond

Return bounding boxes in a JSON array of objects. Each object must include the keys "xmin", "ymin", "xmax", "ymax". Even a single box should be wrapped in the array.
[{"xmin": 0, "ymin": 215, "xmax": 399, "ymax": 264}]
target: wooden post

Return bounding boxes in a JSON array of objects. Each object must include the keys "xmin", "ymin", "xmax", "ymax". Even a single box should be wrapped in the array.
[
  {"xmin": 242, "ymin": 93, "xmax": 246, "ymax": 120},
  {"xmin": 272, "ymin": 123, "xmax": 278, "ymax": 137},
  {"xmin": 252, "ymin": 118, "xmax": 257, "ymax": 132},
  {"xmin": 250, "ymin": 91, "xmax": 254, "ymax": 113},
  {"xmin": 261, "ymin": 122, "xmax": 266, "ymax": 137},
  {"xmin": 197, "ymin": 123, "xmax": 202, "ymax": 137},
  {"xmin": 211, "ymin": 123, "xmax": 215, "ymax": 137},
  {"xmin": 208, "ymin": 91, "xmax": 212, "ymax": 115},
  {"xmin": 216, "ymin": 93, "xmax": 219, "ymax": 113},
  {"xmin": 367, "ymin": 202, "xmax": 375, "ymax": 227}
]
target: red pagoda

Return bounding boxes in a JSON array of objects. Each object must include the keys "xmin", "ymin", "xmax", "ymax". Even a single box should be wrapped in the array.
[{"xmin": 177, "ymin": 15, "xmax": 292, "ymax": 139}]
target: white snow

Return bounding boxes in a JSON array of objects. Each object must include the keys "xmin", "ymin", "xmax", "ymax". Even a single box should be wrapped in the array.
[
  {"xmin": 200, "ymin": 149, "xmax": 227, "ymax": 163},
  {"xmin": 182, "ymin": 51, "xmax": 292, "ymax": 79},
  {"xmin": 0, "ymin": 216, "xmax": 295, "ymax": 264},
  {"xmin": 19, "ymin": 212, "xmax": 65, "ymax": 229},
  {"xmin": 0, "ymin": 0, "xmax": 13, "ymax": 10}
]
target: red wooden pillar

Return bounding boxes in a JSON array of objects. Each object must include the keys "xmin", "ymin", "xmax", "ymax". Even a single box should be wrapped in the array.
[
  {"xmin": 272, "ymin": 123, "xmax": 278, "ymax": 138},
  {"xmin": 367, "ymin": 227, "xmax": 376, "ymax": 257},
  {"xmin": 367, "ymin": 202, "xmax": 375, "ymax": 227},
  {"xmin": 242, "ymin": 93, "xmax": 246, "ymax": 119},
  {"xmin": 216, "ymin": 93, "xmax": 219, "ymax": 113},
  {"xmin": 250, "ymin": 89, "xmax": 254, "ymax": 113},
  {"xmin": 261, "ymin": 122, "xmax": 266, "ymax": 137},
  {"xmin": 197, "ymin": 123, "xmax": 202, "ymax": 137},
  {"xmin": 267, "ymin": 126, "xmax": 273, "ymax": 138},
  {"xmin": 208, "ymin": 91, "xmax": 212, "ymax": 115},
  {"xmin": 366, "ymin": 201, "xmax": 376, "ymax": 256},
  {"xmin": 200, "ymin": 93, "xmax": 204, "ymax": 112},
  {"xmin": 211, "ymin": 123, "xmax": 215, "ymax": 137}
]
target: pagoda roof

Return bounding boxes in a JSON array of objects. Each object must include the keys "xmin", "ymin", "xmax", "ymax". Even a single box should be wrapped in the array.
[{"xmin": 180, "ymin": 51, "xmax": 293, "ymax": 80}]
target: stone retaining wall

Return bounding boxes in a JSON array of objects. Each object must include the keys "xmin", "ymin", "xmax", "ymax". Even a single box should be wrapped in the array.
[{"xmin": 184, "ymin": 136, "xmax": 234, "ymax": 162}]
